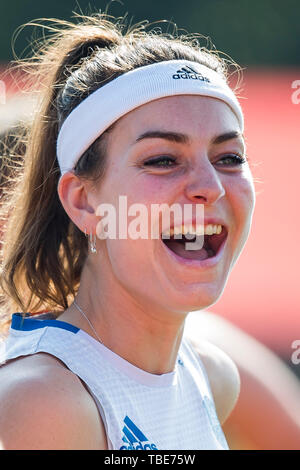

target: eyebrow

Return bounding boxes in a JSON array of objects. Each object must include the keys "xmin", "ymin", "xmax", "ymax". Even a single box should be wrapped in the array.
[{"xmin": 135, "ymin": 130, "xmax": 244, "ymax": 145}]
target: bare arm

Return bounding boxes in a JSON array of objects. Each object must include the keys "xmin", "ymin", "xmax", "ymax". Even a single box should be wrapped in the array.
[{"xmin": 0, "ymin": 354, "xmax": 107, "ymax": 450}]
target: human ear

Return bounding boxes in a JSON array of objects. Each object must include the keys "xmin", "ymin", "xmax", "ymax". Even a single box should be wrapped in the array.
[{"xmin": 57, "ymin": 171, "xmax": 98, "ymax": 233}]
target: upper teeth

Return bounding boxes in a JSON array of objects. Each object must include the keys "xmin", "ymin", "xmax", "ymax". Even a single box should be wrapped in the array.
[{"xmin": 162, "ymin": 224, "xmax": 223, "ymax": 237}]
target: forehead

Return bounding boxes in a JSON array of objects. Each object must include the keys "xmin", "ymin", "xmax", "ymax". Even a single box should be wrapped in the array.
[{"xmin": 110, "ymin": 95, "xmax": 241, "ymax": 142}]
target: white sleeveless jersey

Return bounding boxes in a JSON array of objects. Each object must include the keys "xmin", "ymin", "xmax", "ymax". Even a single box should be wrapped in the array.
[{"xmin": 0, "ymin": 313, "xmax": 229, "ymax": 450}]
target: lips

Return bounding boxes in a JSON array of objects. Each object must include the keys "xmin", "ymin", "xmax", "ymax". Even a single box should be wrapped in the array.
[{"xmin": 161, "ymin": 225, "xmax": 228, "ymax": 261}]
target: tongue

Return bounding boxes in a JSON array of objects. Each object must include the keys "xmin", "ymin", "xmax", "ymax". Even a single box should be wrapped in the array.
[{"xmin": 164, "ymin": 239, "xmax": 213, "ymax": 260}]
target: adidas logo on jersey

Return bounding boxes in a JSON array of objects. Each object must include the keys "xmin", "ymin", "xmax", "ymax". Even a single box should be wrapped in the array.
[
  {"xmin": 172, "ymin": 65, "xmax": 210, "ymax": 82},
  {"xmin": 119, "ymin": 415, "xmax": 158, "ymax": 450}
]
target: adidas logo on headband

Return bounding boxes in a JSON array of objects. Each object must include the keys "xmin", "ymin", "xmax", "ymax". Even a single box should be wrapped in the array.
[{"xmin": 172, "ymin": 65, "xmax": 210, "ymax": 82}]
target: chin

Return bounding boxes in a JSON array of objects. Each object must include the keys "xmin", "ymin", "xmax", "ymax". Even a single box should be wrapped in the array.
[{"xmin": 160, "ymin": 281, "xmax": 227, "ymax": 314}]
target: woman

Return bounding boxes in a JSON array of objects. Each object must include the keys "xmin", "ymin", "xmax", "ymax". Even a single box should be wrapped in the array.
[{"xmin": 0, "ymin": 13, "xmax": 255, "ymax": 450}]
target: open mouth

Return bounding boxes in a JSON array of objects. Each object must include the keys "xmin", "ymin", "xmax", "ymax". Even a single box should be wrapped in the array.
[{"xmin": 161, "ymin": 225, "xmax": 228, "ymax": 261}]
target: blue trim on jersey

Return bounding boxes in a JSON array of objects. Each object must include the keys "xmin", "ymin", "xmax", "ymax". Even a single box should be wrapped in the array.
[{"xmin": 11, "ymin": 313, "xmax": 80, "ymax": 334}]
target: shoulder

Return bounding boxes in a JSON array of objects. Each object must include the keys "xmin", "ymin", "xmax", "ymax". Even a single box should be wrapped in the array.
[
  {"xmin": 0, "ymin": 353, "xmax": 107, "ymax": 449},
  {"xmin": 184, "ymin": 318, "xmax": 240, "ymax": 425}
]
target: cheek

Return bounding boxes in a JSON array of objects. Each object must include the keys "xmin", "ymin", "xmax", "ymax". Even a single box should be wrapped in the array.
[
  {"xmin": 101, "ymin": 174, "xmax": 169, "ymax": 223},
  {"xmin": 118, "ymin": 178, "xmax": 173, "ymax": 238},
  {"xmin": 128, "ymin": 176, "xmax": 169, "ymax": 204},
  {"xmin": 237, "ymin": 172, "xmax": 256, "ymax": 223},
  {"xmin": 226, "ymin": 173, "xmax": 256, "ymax": 259},
  {"xmin": 225, "ymin": 166, "xmax": 255, "ymax": 219},
  {"xmin": 106, "ymin": 237, "xmax": 159, "ymax": 301}
]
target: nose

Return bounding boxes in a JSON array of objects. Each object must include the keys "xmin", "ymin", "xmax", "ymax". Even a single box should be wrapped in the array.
[{"xmin": 184, "ymin": 158, "xmax": 225, "ymax": 205}]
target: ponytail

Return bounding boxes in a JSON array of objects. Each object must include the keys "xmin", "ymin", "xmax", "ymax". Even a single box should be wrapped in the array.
[{"xmin": 0, "ymin": 14, "xmax": 122, "ymax": 327}]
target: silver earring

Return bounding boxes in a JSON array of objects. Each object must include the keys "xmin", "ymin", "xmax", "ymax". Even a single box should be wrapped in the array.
[
  {"xmin": 89, "ymin": 232, "xmax": 97, "ymax": 254},
  {"xmin": 84, "ymin": 228, "xmax": 97, "ymax": 254}
]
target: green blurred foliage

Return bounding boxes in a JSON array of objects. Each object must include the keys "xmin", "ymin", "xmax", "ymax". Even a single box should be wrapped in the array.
[{"xmin": 0, "ymin": 0, "xmax": 299, "ymax": 65}]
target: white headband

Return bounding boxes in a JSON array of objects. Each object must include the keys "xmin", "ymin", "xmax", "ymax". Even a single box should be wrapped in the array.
[{"xmin": 56, "ymin": 60, "xmax": 244, "ymax": 175}]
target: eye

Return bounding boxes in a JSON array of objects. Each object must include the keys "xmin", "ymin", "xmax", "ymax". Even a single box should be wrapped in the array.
[
  {"xmin": 216, "ymin": 154, "xmax": 247, "ymax": 167},
  {"xmin": 143, "ymin": 156, "xmax": 177, "ymax": 168}
]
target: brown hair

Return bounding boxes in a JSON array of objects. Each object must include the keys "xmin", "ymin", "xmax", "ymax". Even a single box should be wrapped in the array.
[{"xmin": 0, "ymin": 12, "xmax": 241, "ymax": 333}]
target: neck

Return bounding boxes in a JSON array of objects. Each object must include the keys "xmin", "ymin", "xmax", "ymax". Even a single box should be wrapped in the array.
[{"xmin": 59, "ymin": 260, "xmax": 187, "ymax": 375}]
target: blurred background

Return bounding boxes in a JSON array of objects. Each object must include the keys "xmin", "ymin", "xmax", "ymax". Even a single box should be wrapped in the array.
[{"xmin": 0, "ymin": 0, "xmax": 299, "ymax": 449}]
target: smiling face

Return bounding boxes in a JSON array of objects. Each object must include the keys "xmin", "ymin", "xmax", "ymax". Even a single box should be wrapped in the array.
[{"xmin": 86, "ymin": 95, "xmax": 256, "ymax": 313}]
